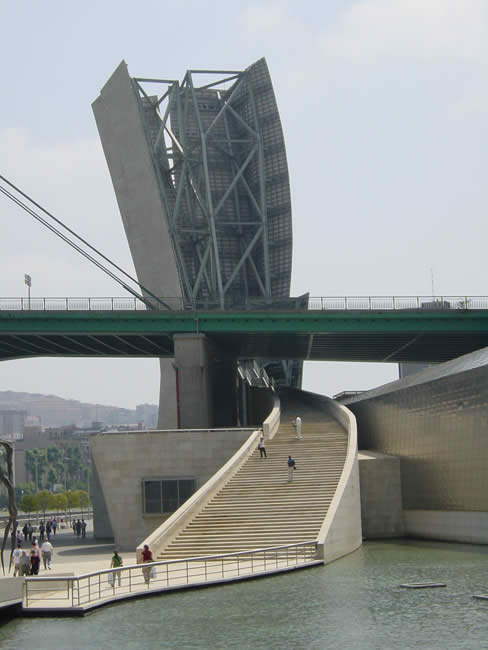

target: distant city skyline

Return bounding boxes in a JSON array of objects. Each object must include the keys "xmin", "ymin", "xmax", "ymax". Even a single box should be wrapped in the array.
[{"xmin": 0, "ymin": 390, "xmax": 158, "ymax": 430}]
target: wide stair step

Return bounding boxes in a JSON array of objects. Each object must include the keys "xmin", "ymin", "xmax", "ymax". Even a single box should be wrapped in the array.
[{"xmin": 158, "ymin": 397, "xmax": 348, "ymax": 560}]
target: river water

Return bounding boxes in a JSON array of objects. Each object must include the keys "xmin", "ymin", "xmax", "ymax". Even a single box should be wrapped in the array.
[{"xmin": 2, "ymin": 540, "xmax": 488, "ymax": 649}]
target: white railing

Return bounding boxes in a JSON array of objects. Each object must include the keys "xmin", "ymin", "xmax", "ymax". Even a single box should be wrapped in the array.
[
  {"xmin": 262, "ymin": 393, "xmax": 280, "ymax": 441},
  {"xmin": 1, "ymin": 295, "xmax": 486, "ymax": 312},
  {"xmin": 23, "ymin": 541, "xmax": 318, "ymax": 609},
  {"xmin": 136, "ymin": 429, "xmax": 261, "ymax": 560}
]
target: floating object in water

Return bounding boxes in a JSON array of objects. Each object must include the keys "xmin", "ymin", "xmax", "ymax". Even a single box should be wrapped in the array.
[
  {"xmin": 400, "ymin": 582, "xmax": 447, "ymax": 589},
  {"xmin": 472, "ymin": 594, "xmax": 488, "ymax": 601}
]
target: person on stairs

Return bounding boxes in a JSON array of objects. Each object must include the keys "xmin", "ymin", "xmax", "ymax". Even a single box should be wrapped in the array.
[
  {"xmin": 287, "ymin": 455, "xmax": 296, "ymax": 482},
  {"xmin": 258, "ymin": 434, "xmax": 267, "ymax": 458},
  {"xmin": 293, "ymin": 416, "xmax": 303, "ymax": 440}
]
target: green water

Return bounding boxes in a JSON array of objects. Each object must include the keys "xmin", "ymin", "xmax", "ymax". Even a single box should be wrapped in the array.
[{"xmin": 2, "ymin": 540, "xmax": 488, "ymax": 649}]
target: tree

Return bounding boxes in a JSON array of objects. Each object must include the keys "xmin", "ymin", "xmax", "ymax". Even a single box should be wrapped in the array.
[
  {"xmin": 66, "ymin": 446, "xmax": 83, "ymax": 484},
  {"xmin": 18, "ymin": 494, "xmax": 38, "ymax": 514},
  {"xmin": 24, "ymin": 449, "xmax": 48, "ymax": 490},
  {"xmin": 47, "ymin": 467, "xmax": 58, "ymax": 491},
  {"xmin": 53, "ymin": 493, "xmax": 67, "ymax": 516},
  {"xmin": 47, "ymin": 446, "xmax": 62, "ymax": 466},
  {"xmin": 75, "ymin": 490, "xmax": 90, "ymax": 517},
  {"xmin": 0, "ymin": 440, "xmax": 17, "ymax": 575},
  {"xmin": 14, "ymin": 482, "xmax": 35, "ymax": 502},
  {"xmin": 65, "ymin": 490, "xmax": 80, "ymax": 523},
  {"xmin": 37, "ymin": 490, "xmax": 54, "ymax": 518}
]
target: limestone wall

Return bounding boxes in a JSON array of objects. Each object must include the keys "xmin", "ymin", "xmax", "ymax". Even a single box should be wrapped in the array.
[{"xmin": 90, "ymin": 429, "xmax": 252, "ymax": 549}]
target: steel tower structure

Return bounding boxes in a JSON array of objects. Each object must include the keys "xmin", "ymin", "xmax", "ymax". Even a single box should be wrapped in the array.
[
  {"xmin": 93, "ymin": 59, "xmax": 298, "ymax": 426},
  {"xmin": 133, "ymin": 58, "xmax": 292, "ymax": 308}
]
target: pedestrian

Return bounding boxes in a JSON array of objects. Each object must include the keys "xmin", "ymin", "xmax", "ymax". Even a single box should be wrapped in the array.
[
  {"xmin": 16, "ymin": 529, "xmax": 23, "ymax": 546},
  {"xmin": 81, "ymin": 519, "xmax": 87, "ymax": 538},
  {"xmin": 30, "ymin": 541, "xmax": 40, "ymax": 575},
  {"xmin": 258, "ymin": 434, "xmax": 267, "ymax": 458},
  {"xmin": 72, "ymin": 520, "xmax": 77, "ymax": 535},
  {"xmin": 293, "ymin": 415, "xmax": 303, "ymax": 440},
  {"xmin": 287, "ymin": 455, "xmax": 296, "ymax": 482},
  {"xmin": 22, "ymin": 523, "xmax": 28, "ymax": 541},
  {"xmin": 110, "ymin": 550, "xmax": 123, "ymax": 587},
  {"xmin": 141, "ymin": 544, "xmax": 153, "ymax": 584},
  {"xmin": 52, "ymin": 519, "xmax": 57, "ymax": 536},
  {"xmin": 41, "ymin": 539, "xmax": 54, "ymax": 570},
  {"xmin": 10, "ymin": 543, "xmax": 23, "ymax": 577},
  {"xmin": 39, "ymin": 521, "xmax": 45, "ymax": 542},
  {"xmin": 46, "ymin": 521, "xmax": 52, "ymax": 541},
  {"xmin": 20, "ymin": 550, "xmax": 30, "ymax": 576},
  {"xmin": 28, "ymin": 522, "xmax": 33, "ymax": 541},
  {"xmin": 76, "ymin": 520, "xmax": 82, "ymax": 537}
]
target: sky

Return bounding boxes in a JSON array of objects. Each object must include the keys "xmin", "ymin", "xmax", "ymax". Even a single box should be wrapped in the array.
[{"xmin": 0, "ymin": 0, "xmax": 486, "ymax": 409}]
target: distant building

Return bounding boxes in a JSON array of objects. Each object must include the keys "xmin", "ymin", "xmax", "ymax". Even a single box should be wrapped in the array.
[
  {"xmin": 136, "ymin": 404, "xmax": 158, "ymax": 429},
  {"xmin": 0, "ymin": 410, "xmax": 26, "ymax": 440}
]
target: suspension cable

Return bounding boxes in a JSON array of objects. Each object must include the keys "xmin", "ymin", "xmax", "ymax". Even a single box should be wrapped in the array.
[{"xmin": 0, "ymin": 175, "xmax": 171, "ymax": 310}]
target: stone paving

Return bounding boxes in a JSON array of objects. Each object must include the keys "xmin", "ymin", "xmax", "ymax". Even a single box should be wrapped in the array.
[{"xmin": 5, "ymin": 519, "xmax": 136, "ymax": 577}]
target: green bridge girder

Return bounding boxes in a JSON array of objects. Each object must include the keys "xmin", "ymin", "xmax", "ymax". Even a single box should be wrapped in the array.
[{"xmin": 1, "ymin": 309, "xmax": 488, "ymax": 363}]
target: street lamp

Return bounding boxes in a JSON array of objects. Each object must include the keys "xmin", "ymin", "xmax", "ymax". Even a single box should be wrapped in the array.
[{"xmin": 24, "ymin": 274, "xmax": 31, "ymax": 310}]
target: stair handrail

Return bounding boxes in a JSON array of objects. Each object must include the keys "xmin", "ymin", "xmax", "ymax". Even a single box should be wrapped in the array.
[
  {"xmin": 136, "ymin": 428, "xmax": 262, "ymax": 561},
  {"xmin": 316, "ymin": 397, "xmax": 362, "ymax": 562},
  {"xmin": 262, "ymin": 392, "xmax": 280, "ymax": 441}
]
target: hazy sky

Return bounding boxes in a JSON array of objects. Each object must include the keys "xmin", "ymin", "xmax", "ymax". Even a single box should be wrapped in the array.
[{"xmin": 1, "ymin": 0, "xmax": 486, "ymax": 408}]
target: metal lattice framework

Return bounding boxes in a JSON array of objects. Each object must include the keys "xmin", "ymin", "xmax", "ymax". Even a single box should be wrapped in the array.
[{"xmin": 131, "ymin": 58, "xmax": 292, "ymax": 309}]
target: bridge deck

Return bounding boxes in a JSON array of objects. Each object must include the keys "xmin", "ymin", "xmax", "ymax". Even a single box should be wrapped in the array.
[{"xmin": 1, "ymin": 308, "xmax": 488, "ymax": 363}]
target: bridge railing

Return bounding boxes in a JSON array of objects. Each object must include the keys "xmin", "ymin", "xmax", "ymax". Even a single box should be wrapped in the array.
[{"xmin": 0, "ymin": 296, "xmax": 486, "ymax": 312}]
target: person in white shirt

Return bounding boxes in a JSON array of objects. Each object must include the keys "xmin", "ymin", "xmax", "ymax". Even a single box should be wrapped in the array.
[
  {"xmin": 41, "ymin": 540, "xmax": 54, "ymax": 570},
  {"xmin": 10, "ymin": 544, "xmax": 23, "ymax": 577},
  {"xmin": 293, "ymin": 416, "xmax": 303, "ymax": 440}
]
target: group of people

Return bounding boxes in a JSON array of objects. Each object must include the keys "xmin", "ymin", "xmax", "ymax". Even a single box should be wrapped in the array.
[
  {"xmin": 72, "ymin": 519, "xmax": 87, "ymax": 538},
  {"xmin": 257, "ymin": 416, "xmax": 302, "ymax": 483},
  {"xmin": 19, "ymin": 518, "xmax": 58, "ymax": 545},
  {"xmin": 10, "ymin": 538, "xmax": 54, "ymax": 576}
]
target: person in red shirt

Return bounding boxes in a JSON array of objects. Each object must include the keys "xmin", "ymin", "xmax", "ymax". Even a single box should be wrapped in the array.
[{"xmin": 141, "ymin": 544, "xmax": 153, "ymax": 584}]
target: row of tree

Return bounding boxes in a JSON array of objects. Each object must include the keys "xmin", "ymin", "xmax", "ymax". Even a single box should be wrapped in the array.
[
  {"xmin": 18, "ymin": 489, "xmax": 90, "ymax": 520},
  {"xmin": 24, "ymin": 445, "xmax": 90, "ymax": 492}
]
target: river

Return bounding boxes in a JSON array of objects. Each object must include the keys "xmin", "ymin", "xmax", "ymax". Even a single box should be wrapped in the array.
[{"xmin": 2, "ymin": 540, "xmax": 488, "ymax": 649}]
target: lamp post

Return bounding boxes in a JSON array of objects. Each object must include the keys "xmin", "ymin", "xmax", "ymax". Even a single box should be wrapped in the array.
[
  {"xmin": 63, "ymin": 456, "xmax": 70, "ymax": 491},
  {"xmin": 24, "ymin": 274, "xmax": 31, "ymax": 310}
]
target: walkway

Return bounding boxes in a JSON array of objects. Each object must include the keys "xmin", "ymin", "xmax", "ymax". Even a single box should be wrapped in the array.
[{"xmin": 1, "ymin": 520, "xmax": 132, "ymax": 576}]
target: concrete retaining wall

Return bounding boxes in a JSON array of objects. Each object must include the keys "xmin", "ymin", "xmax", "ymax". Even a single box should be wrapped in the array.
[
  {"xmin": 90, "ymin": 428, "xmax": 253, "ymax": 550},
  {"xmin": 0, "ymin": 578, "xmax": 23, "ymax": 617},
  {"xmin": 358, "ymin": 451, "xmax": 404, "ymax": 538}
]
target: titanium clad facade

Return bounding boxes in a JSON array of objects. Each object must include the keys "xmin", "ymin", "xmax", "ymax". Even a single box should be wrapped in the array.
[{"xmin": 345, "ymin": 347, "xmax": 488, "ymax": 512}]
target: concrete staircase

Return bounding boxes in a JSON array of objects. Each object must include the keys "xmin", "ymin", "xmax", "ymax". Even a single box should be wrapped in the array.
[{"xmin": 158, "ymin": 399, "xmax": 348, "ymax": 559}]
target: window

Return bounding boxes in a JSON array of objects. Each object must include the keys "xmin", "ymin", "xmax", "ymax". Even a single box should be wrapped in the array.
[{"xmin": 143, "ymin": 478, "xmax": 196, "ymax": 515}]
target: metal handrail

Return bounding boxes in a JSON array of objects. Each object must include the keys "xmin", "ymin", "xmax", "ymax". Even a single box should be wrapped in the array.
[
  {"xmin": 0, "ymin": 296, "xmax": 483, "ymax": 312},
  {"xmin": 23, "ymin": 540, "xmax": 318, "ymax": 609}
]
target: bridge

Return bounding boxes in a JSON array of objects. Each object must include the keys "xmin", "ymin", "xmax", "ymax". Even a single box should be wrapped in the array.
[{"xmin": 1, "ymin": 295, "xmax": 488, "ymax": 364}]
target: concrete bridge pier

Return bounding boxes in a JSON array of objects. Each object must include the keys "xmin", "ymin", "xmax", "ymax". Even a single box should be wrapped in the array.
[{"xmin": 173, "ymin": 334, "xmax": 236, "ymax": 429}]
